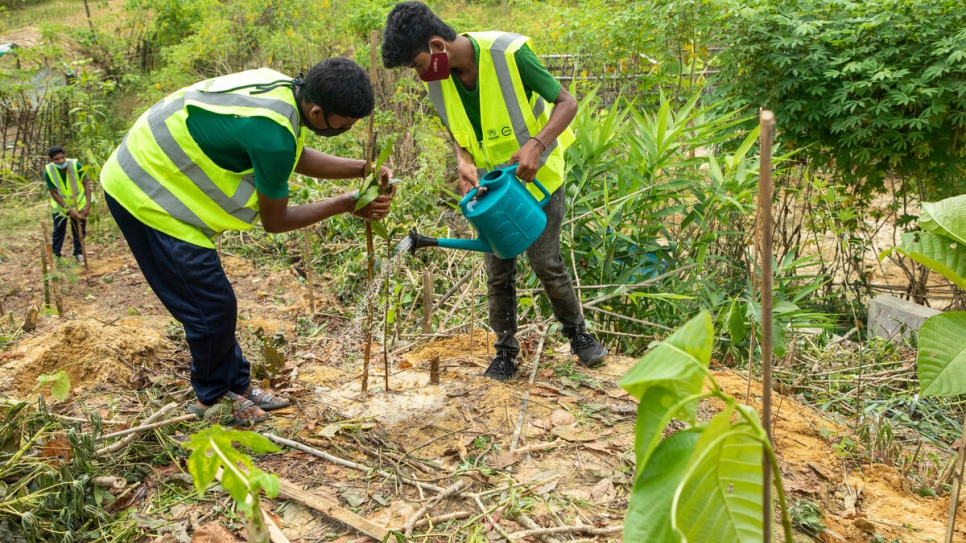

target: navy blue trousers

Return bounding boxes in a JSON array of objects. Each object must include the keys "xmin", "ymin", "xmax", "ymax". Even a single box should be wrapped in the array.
[
  {"xmin": 52, "ymin": 213, "xmax": 86, "ymax": 258},
  {"xmin": 106, "ymin": 193, "xmax": 250, "ymax": 405}
]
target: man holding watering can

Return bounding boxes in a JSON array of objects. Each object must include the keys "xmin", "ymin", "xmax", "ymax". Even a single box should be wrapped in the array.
[
  {"xmin": 100, "ymin": 58, "xmax": 395, "ymax": 425},
  {"xmin": 382, "ymin": 2, "xmax": 607, "ymax": 381}
]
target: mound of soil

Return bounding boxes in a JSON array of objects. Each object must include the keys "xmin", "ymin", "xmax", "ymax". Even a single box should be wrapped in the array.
[{"xmin": 0, "ymin": 318, "xmax": 171, "ymax": 397}]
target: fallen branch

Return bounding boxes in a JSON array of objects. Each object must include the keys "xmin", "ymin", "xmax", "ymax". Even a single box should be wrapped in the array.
[
  {"xmin": 91, "ymin": 476, "xmax": 126, "ymax": 489},
  {"xmin": 513, "ymin": 511, "xmax": 562, "ymax": 543},
  {"xmin": 581, "ymin": 304, "xmax": 673, "ymax": 331},
  {"xmin": 507, "ymin": 524, "xmax": 623, "ymax": 539},
  {"xmin": 264, "ymin": 434, "xmax": 445, "ymax": 493},
  {"xmin": 510, "ymin": 324, "xmax": 549, "ymax": 452},
  {"xmin": 412, "ymin": 511, "xmax": 471, "ymax": 529},
  {"xmin": 96, "ymin": 414, "xmax": 196, "ymax": 441},
  {"xmin": 94, "ymin": 403, "xmax": 177, "ymax": 457},
  {"xmin": 403, "ymin": 479, "xmax": 467, "ymax": 535}
]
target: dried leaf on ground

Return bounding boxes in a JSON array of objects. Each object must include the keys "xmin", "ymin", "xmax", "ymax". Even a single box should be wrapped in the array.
[
  {"xmin": 551, "ymin": 426, "xmax": 596, "ymax": 442},
  {"xmin": 591, "ymin": 478, "xmax": 617, "ymax": 504},
  {"xmin": 489, "ymin": 452, "xmax": 518, "ymax": 470},
  {"xmin": 190, "ymin": 522, "xmax": 234, "ymax": 543},
  {"xmin": 550, "ymin": 409, "xmax": 575, "ymax": 427},
  {"xmin": 41, "ymin": 437, "xmax": 72, "ymax": 465}
]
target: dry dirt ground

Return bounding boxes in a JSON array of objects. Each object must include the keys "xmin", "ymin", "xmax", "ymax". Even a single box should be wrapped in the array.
[{"xmin": 0, "ymin": 201, "xmax": 962, "ymax": 542}]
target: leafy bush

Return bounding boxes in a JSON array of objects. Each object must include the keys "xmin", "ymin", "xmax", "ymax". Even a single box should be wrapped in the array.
[{"xmin": 714, "ymin": 0, "xmax": 966, "ymax": 199}]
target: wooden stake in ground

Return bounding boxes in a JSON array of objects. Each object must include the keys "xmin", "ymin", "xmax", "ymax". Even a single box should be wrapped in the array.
[
  {"xmin": 384, "ymin": 235, "xmax": 391, "ymax": 392},
  {"xmin": 361, "ymin": 29, "xmax": 380, "ymax": 394},
  {"xmin": 422, "ymin": 269, "xmax": 434, "ymax": 334},
  {"xmin": 945, "ymin": 407, "xmax": 966, "ymax": 543},
  {"xmin": 39, "ymin": 233, "xmax": 51, "ymax": 312},
  {"xmin": 303, "ymin": 230, "xmax": 316, "ymax": 314},
  {"xmin": 40, "ymin": 221, "xmax": 62, "ymax": 314},
  {"xmin": 758, "ymin": 109, "xmax": 776, "ymax": 543}
]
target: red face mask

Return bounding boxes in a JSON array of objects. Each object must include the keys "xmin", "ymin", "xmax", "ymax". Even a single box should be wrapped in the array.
[{"xmin": 419, "ymin": 42, "xmax": 451, "ymax": 82}]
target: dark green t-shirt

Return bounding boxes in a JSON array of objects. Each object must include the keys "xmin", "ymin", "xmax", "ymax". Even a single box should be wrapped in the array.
[
  {"xmin": 184, "ymin": 107, "xmax": 296, "ymax": 200},
  {"xmin": 454, "ymin": 38, "xmax": 562, "ymax": 142},
  {"xmin": 44, "ymin": 161, "xmax": 87, "ymax": 189}
]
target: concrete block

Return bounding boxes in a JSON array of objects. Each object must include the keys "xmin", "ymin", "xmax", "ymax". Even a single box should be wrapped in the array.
[{"xmin": 867, "ymin": 295, "xmax": 941, "ymax": 340}]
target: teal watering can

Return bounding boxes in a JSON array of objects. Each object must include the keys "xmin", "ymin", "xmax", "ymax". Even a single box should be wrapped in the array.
[{"xmin": 408, "ymin": 165, "xmax": 551, "ymax": 259}]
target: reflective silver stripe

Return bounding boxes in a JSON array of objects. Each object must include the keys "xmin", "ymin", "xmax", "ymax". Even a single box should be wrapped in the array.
[
  {"xmin": 66, "ymin": 161, "xmax": 80, "ymax": 205},
  {"xmin": 184, "ymin": 90, "xmax": 300, "ymax": 136},
  {"xmin": 427, "ymin": 81, "xmax": 449, "ymax": 129},
  {"xmin": 115, "ymin": 132, "xmax": 216, "ymax": 238},
  {"xmin": 489, "ymin": 34, "xmax": 555, "ymax": 167},
  {"xmin": 146, "ymin": 98, "xmax": 258, "ymax": 223}
]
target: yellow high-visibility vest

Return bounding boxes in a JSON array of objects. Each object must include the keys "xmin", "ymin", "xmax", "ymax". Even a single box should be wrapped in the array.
[
  {"xmin": 46, "ymin": 159, "xmax": 87, "ymax": 212},
  {"xmin": 100, "ymin": 69, "xmax": 306, "ymax": 248},
  {"xmin": 426, "ymin": 32, "xmax": 574, "ymax": 200}
]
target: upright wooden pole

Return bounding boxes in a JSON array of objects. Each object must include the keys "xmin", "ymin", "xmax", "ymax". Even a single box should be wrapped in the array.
[
  {"xmin": 945, "ymin": 408, "xmax": 966, "ymax": 543},
  {"xmin": 40, "ymin": 221, "xmax": 62, "ymax": 315},
  {"xmin": 39, "ymin": 234, "xmax": 51, "ymax": 312},
  {"xmin": 361, "ymin": 29, "xmax": 380, "ymax": 394},
  {"xmin": 303, "ymin": 231, "xmax": 316, "ymax": 314},
  {"xmin": 421, "ymin": 270, "xmax": 433, "ymax": 334},
  {"xmin": 759, "ymin": 110, "xmax": 776, "ymax": 542}
]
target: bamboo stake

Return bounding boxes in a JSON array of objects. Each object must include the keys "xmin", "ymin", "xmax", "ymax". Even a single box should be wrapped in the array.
[
  {"xmin": 361, "ymin": 29, "xmax": 380, "ymax": 394},
  {"xmin": 304, "ymin": 230, "xmax": 315, "ymax": 314},
  {"xmin": 384, "ymin": 235, "xmax": 391, "ymax": 392},
  {"xmin": 40, "ymin": 221, "xmax": 62, "ymax": 314},
  {"xmin": 944, "ymin": 408, "xmax": 966, "ymax": 543},
  {"xmin": 422, "ymin": 269, "xmax": 434, "ymax": 334},
  {"xmin": 469, "ymin": 266, "xmax": 476, "ymax": 355},
  {"xmin": 71, "ymin": 214, "xmax": 89, "ymax": 274},
  {"xmin": 759, "ymin": 109, "xmax": 776, "ymax": 543},
  {"xmin": 39, "ymin": 233, "xmax": 51, "ymax": 312}
]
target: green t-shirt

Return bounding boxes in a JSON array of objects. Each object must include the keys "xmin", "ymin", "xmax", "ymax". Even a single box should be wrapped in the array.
[
  {"xmin": 184, "ymin": 107, "xmax": 296, "ymax": 200},
  {"xmin": 44, "ymin": 161, "xmax": 87, "ymax": 189},
  {"xmin": 454, "ymin": 38, "xmax": 562, "ymax": 142}
]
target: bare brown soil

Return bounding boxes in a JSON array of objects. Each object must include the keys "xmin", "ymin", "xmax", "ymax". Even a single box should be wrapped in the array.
[{"xmin": 0, "ymin": 202, "xmax": 961, "ymax": 541}]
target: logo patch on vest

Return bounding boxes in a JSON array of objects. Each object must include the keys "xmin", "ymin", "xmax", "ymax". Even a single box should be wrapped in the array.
[{"xmin": 487, "ymin": 125, "xmax": 513, "ymax": 140}]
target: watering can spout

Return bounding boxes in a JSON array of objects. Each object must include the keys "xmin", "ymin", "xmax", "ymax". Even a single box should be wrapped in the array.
[
  {"xmin": 406, "ymin": 227, "xmax": 493, "ymax": 255},
  {"xmin": 407, "ymin": 228, "xmax": 440, "ymax": 254}
]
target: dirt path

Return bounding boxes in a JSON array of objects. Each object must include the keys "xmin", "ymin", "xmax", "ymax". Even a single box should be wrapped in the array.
[{"xmin": 0, "ymin": 202, "xmax": 961, "ymax": 542}]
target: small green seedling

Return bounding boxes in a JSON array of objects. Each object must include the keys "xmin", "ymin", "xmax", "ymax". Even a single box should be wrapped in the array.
[
  {"xmin": 185, "ymin": 426, "xmax": 280, "ymax": 543},
  {"xmin": 35, "ymin": 371, "xmax": 70, "ymax": 402}
]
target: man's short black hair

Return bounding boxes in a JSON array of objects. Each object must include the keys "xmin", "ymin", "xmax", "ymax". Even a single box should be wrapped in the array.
[
  {"xmin": 300, "ymin": 58, "xmax": 374, "ymax": 119},
  {"xmin": 382, "ymin": 1, "xmax": 457, "ymax": 68},
  {"xmin": 48, "ymin": 145, "xmax": 66, "ymax": 159}
]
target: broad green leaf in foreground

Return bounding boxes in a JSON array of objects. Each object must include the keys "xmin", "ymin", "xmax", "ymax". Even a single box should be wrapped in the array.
[
  {"xmin": 882, "ymin": 231, "xmax": 966, "ymax": 291},
  {"xmin": 673, "ymin": 406, "xmax": 764, "ymax": 543},
  {"xmin": 618, "ymin": 311, "xmax": 713, "ymax": 406},
  {"xmin": 186, "ymin": 426, "xmax": 280, "ymax": 513},
  {"xmin": 917, "ymin": 311, "xmax": 966, "ymax": 397},
  {"xmin": 632, "ymin": 386, "xmax": 694, "ymax": 476},
  {"xmin": 920, "ymin": 194, "xmax": 966, "ymax": 245},
  {"xmin": 625, "ymin": 428, "xmax": 702, "ymax": 543}
]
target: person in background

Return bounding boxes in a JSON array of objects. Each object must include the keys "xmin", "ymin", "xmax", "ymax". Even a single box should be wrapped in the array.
[
  {"xmin": 44, "ymin": 145, "xmax": 91, "ymax": 264},
  {"xmin": 382, "ymin": 2, "xmax": 607, "ymax": 382},
  {"xmin": 100, "ymin": 58, "xmax": 395, "ymax": 425}
]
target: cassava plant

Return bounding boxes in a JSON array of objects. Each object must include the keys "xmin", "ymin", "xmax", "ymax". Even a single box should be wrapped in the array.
[{"xmin": 618, "ymin": 311, "xmax": 793, "ymax": 542}]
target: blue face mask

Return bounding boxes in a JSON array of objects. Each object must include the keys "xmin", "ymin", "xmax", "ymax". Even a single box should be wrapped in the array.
[{"xmin": 54, "ymin": 162, "xmax": 68, "ymax": 170}]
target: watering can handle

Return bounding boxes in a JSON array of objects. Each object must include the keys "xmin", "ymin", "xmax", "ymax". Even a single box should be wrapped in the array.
[{"xmin": 504, "ymin": 164, "xmax": 552, "ymax": 207}]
